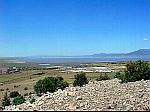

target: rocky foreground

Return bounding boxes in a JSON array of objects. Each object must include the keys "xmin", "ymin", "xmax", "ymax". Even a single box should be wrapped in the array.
[{"xmin": 4, "ymin": 78, "xmax": 150, "ymax": 111}]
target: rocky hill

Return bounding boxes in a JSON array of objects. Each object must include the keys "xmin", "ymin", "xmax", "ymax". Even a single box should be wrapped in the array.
[{"xmin": 4, "ymin": 78, "xmax": 150, "ymax": 111}]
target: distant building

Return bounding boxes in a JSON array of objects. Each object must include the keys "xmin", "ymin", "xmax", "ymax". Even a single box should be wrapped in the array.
[
  {"xmin": 12, "ymin": 67, "xmax": 20, "ymax": 72},
  {"xmin": 0, "ymin": 68, "xmax": 9, "ymax": 74},
  {"xmin": 0, "ymin": 67, "xmax": 21, "ymax": 75}
]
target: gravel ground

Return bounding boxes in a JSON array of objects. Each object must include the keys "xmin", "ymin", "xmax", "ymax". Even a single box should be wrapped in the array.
[{"xmin": 4, "ymin": 78, "xmax": 150, "ymax": 111}]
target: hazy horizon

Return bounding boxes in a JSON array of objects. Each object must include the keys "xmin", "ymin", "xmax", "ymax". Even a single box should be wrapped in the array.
[
  {"xmin": 0, "ymin": 48, "xmax": 150, "ymax": 58},
  {"xmin": 1, "ymin": 0, "xmax": 150, "ymax": 57}
]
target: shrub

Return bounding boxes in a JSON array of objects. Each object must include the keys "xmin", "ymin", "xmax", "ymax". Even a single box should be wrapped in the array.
[
  {"xmin": 114, "ymin": 72, "xmax": 126, "ymax": 83},
  {"xmin": 9, "ymin": 91, "xmax": 20, "ymax": 98},
  {"xmin": 73, "ymin": 72, "xmax": 88, "ymax": 87},
  {"xmin": 29, "ymin": 92, "xmax": 33, "ymax": 95},
  {"xmin": 24, "ymin": 87, "xmax": 28, "ymax": 90},
  {"xmin": 14, "ymin": 85, "xmax": 19, "ymax": 88},
  {"xmin": 30, "ymin": 98, "xmax": 35, "ymax": 104},
  {"xmin": 13, "ymin": 96, "xmax": 25, "ymax": 105},
  {"xmin": 24, "ymin": 93, "xmax": 28, "ymax": 96},
  {"xmin": 33, "ymin": 72, "xmax": 45, "ymax": 75},
  {"xmin": 34, "ymin": 76, "xmax": 69, "ymax": 96},
  {"xmin": 114, "ymin": 72, "xmax": 121, "ymax": 78},
  {"xmin": 2, "ymin": 92, "xmax": 10, "ymax": 107},
  {"xmin": 122, "ymin": 60, "xmax": 150, "ymax": 83},
  {"xmin": 96, "ymin": 73, "xmax": 110, "ymax": 81},
  {"xmin": 0, "ymin": 89, "xmax": 4, "ymax": 91}
]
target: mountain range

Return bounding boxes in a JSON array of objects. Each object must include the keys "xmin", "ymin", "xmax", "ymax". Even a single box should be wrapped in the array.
[
  {"xmin": 23, "ymin": 49, "xmax": 150, "ymax": 58},
  {"xmin": 91, "ymin": 49, "xmax": 150, "ymax": 57},
  {"xmin": 1, "ymin": 49, "xmax": 150, "ymax": 59}
]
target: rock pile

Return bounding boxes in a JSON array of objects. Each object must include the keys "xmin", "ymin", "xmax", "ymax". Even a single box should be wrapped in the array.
[{"xmin": 4, "ymin": 78, "xmax": 150, "ymax": 111}]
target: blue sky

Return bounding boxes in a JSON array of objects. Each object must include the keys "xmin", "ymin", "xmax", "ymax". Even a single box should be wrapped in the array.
[{"xmin": 0, "ymin": 0, "xmax": 150, "ymax": 57}]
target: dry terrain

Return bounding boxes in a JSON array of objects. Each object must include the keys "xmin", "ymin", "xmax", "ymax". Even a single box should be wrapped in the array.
[
  {"xmin": 0, "ymin": 69, "xmax": 116, "ymax": 107},
  {"xmin": 4, "ymin": 78, "xmax": 150, "ymax": 111}
]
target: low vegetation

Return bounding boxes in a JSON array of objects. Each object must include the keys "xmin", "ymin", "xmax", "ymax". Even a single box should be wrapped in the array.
[
  {"xmin": 2, "ymin": 92, "xmax": 10, "ymax": 107},
  {"xmin": 33, "ymin": 72, "xmax": 45, "ymax": 75},
  {"xmin": 30, "ymin": 98, "xmax": 36, "ymax": 104},
  {"xmin": 114, "ymin": 72, "xmax": 125, "ymax": 83},
  {"xmin": 96, "ymin": 73, "xmax": 110, "ymax": 81},
  {"xmin": 13, "ymin": 96, "xmax": 26, "ymax": 105},
  {"xmin": 9, "ymin": 91, "xmax": 20, "ymax": 98},
  {"xmin": 73, "ymin": 72, "xmax": 88, "ymax": 87},
  {"xmin": 24, "ymin": 87, "xmax": 28, "ymax": 90},
  {"xmin": 115, "ymin": 60, "xmax": 150, "ymax": 83}
]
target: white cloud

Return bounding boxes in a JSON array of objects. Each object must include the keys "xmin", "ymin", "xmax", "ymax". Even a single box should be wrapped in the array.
[{"xmin": 144, "ymin": 38, "xmax": 149, "ymax": 41}]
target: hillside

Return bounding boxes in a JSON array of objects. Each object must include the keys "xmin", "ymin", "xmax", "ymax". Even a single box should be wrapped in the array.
[{"xmin": 4, "ymin": 78, "xmax": 150, "ymax": 111}]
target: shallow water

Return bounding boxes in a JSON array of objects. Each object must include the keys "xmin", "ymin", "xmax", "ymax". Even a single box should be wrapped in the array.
[{"xmin": 24, "ymin": 57, "xmax": 150, "ymax": 64}]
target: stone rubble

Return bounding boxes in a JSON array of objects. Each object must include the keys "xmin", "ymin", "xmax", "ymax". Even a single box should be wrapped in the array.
[{"xmin": 3, "ymin": 78, "xmax": 150, "ymax": 111}]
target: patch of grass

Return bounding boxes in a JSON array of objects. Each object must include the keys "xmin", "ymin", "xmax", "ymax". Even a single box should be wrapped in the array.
[{"xmin": 92, "ymin": 62, "xmax": 126, "ymax": 67}]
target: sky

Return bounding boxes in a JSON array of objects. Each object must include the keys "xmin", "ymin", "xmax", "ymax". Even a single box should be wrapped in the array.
[{"xmin": 0, "ymin": 0, "xmax": 150, "ymax": 57}]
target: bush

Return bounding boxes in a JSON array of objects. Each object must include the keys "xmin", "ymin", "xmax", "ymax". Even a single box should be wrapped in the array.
[
  {"xmin": 73, "ymin": 72, "xmax": 88, "ymax": 87},
  {"xmin": 13, "ymin": 96, "xmax": 25, "ymax": 105},
  {"xmin": 121, "ymin": 60, "xmax": 150, "ymax": 83},
  {"xmin": 114, "ymin": 72, "xmax": 121, "ymax": 78},
  {"xmin": 96, "ymin": 73, "xmax": 110, "ymax": 81},
  {"xmin": 114, "ymin": 72, "xmax": 126, "ymax": 83},
  {"xmin": 24, "ymin": 87, "xmax": 28, "ymax": 90},
  {"xmin": 9, "ymin": 91, "xmax": 20, "ymax": 98},
  {"xmin": 24, "ymin": 93, "xmax": 28, "ymax": 96},
  {"xmin": 2, "ymin": 92, "xmax": 10, "ymax": 107},
  {"xmin": 0, "ymin": 89, "xmax": 4, "ymax": 91},
  {"xmin": 34, "ymin": 76, "xmax": 69, "ymax": 96},
  {"xmin": 33, "ymin": 72, "xmax": 45, "ymax": 75},
  {"xmin": 30, "ymin": 98, "xmax": 35, "ymax": 104}
]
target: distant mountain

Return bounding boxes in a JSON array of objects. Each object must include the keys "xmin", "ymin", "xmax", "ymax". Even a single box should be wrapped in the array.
[
  {"xmin": 1, "ymin": 49, "xmax": 150, "ymax": 64},
  {"xmin": 91, "ymin": 49, "xmax": 150, "ymax": 57},
  {"xmin": 1, "ymin": 49, "xmax": 150, "ymax": 60},
  {"xmin": 92, "ymin": 53, "xmax": 126, "ymax": 57},
  {"xmin": 127, "ymin": 49, "xmax": 150, "ymax": 55}
]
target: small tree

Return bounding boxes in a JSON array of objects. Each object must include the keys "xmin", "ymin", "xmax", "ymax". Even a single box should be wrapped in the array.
[
  {"xmin": 9, "ymin": 91, "xmax": 20, "ymax": 98},
  {"xmin": 73, "ymin": 72, "xmax": 88, "ymax": 87},
  {"xmin": 122, "ymin": 60, "xmax": 150, "ymax": 83},
  {"xmin": 34, "ymin": 76, "xmax": 69, "ymax": 96},
  {"xmin": 13, "ymin": 96, "xmax": 25, "ymax": 105},
  {"xmin": 2, "ymin": 92, "xmax": 11, "ymax": 107}
]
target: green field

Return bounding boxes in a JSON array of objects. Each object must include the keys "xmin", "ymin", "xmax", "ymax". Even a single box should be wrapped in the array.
[{"xmin": 91, "ymin": 62, "xmax": 127, "ymax": 67}]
